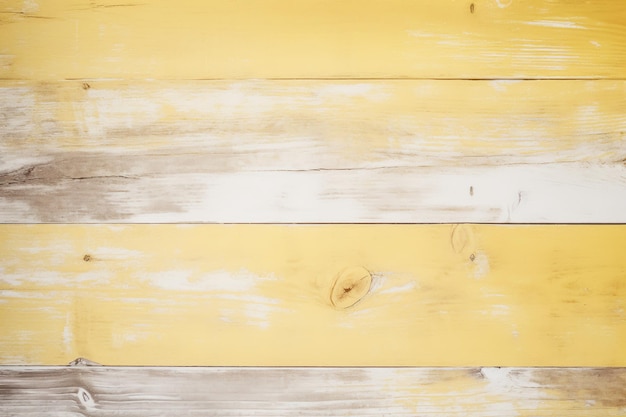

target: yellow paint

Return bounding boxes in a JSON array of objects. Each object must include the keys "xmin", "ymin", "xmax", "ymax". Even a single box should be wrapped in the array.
[
  {"xmin": 1, "ymin": 0, "xmax": 624, "ymax": 79},
  {"xmin": 1, "ymin": 224, "xmax": 624, "ymax": 366}
]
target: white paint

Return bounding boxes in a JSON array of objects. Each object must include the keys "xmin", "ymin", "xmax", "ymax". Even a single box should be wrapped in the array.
[
  {"xmin": 112, "ymin": 327, "xmax": 152, "ymax": 349},
  {"xmin": 490, "ymin": 304, "xmax": 510, "ymax": 316},
  {"xmin": 472, "ymin": 251, "xmax": 491, "ymax": 279},
  {"xmin": 0, "ymin": 270, "xmax": 112, "ymax": 287},
  {"xmin": 524, "ymin": 20, "xmax": 586, "ymax": 30},
  {"xmin": 405, "ymin": 30, "xmax": 437, "ymax": 38},
  {"xmin": 481, "ymin": 367, "xmax": 543, "ymax": 395},
  {"xmin": 160, "ymin": 82, "xmax": 295, "ymax": 115},
  {"xmin": 113, "ymin": 163, "xmax": 626, "ymax": 223},
  {"xmin": 147, "ymin": 269, "xmax": 274, "ymax": 292},
  {"xmin": 63, "ymin": 312, "xmax": 73, "ymax": 354},
  {"xmin": 21, "ymin": 0, "xmax": 40, "ymax": 13},
  {"xmin": 191, "ymin": 172, "xmax": 367, "ymax": 223},
  {"xmin": 495, "ymin": 0, "xmax": 513, "ymax": 8},
  {"xmin": 0, "ymin": 199, "xmax": 39, "ymax": 222},
  {"xmin": 316, "ymin": 83, "xmax": 374, "ymax": 98},
  {"xmin": 368, "ymin": 273, "xmax": 386, "ymax": 294},
  {"xmin": 79, "ymin": 89, "xmax": 162, "ymax": 141},
  {"xmin": 0, "ymin": 87, "xmax": 35, "ymax": 143},
  {"xmin": 489, "ymin": 79, "xmax": 522, "ymax": 92},
  {"xmin": 590, "ymin": 41, "xmax": 601, "ymax": 48},
  {"xmin": 243, "ymin": 302, "xmax": 274, "ymax": 329},
  {"xmin": 380, "ymin": 281, "xmax": 417, "ymax": 295}
]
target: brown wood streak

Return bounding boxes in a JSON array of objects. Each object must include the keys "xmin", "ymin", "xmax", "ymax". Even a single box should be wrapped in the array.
[{"xmin": 0, "ymin": 367, "xmax": 624, "ymax": 416}]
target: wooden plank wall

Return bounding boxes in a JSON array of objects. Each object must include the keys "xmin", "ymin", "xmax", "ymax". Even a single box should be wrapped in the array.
[{"xmin": 1, "ymin": 0, "xmax": 625, "ymax": 415}]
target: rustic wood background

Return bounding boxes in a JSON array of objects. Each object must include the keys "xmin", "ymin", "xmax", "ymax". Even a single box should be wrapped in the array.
[{"xmin": 1, "ymin": 0, "xmax": 625, "ymax": 415}]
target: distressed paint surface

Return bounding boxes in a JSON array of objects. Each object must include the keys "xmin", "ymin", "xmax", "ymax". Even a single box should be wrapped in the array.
[
  {"xmin": 1, "ymin": 224, "xmax": 624, "ymax": 366},
  {"xmin": 0, "ymin": 367, "xmax": 625, "ymax": 416},
  {"xmin": 0, "ymin": 0, "xmax": 625, "ymax": 79},
  {"xmin": 1, "ymin": 80, "xmax": 625, "ymax": 223},
  {"xmin": 1, "ymin": 0, "xmax": 625, "ymax": 412}
]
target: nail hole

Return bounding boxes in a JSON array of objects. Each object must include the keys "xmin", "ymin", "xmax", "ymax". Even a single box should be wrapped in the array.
[
  {"xmin": 469, "ymin": 253, "xmax": 476, "ymax": 262},
  {"xmin": 83, "ymin": 254, "xmax": 92, "ymax": 262},
  {"xmin": 82, "ymin": 82, "xmax": 91, "ymax": 90},
  {"xmin": 470, "ymin": 186, "xmax": 474, "ymax": 196},
  {"xmin": 470, "ymin": 3, "xmax": 475, "ymax": 13}
]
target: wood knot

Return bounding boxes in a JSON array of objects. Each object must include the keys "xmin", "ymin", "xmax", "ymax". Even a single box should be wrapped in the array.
[
  {"xmin": 450, "ymin": 224, "xmax": 475, "ymax": 256},
  {"xmin": 330, "ymin": 266, "xmax": 371, "ymax": 309},
  {"xmin": 77, "ymin": 387, "xmax": 96, "ymax": 410}
]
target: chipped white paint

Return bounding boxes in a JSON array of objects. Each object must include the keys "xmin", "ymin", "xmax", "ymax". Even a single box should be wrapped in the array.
[
  {"xmin": 63, "ymin": 312, "xmax": 73, "ymax": 354},
  {"xmin": 20, "ymin": 0, "xmax": 39, "ymax": 14},
  {"xmin": 146, "ymin": 269, "xmax": 276, "ymax": 292},
  {"xmin": 379, "ymin": 281, "xmax": 418, "ymax": 295},
  {"xmin": 524, "ymin": 20, "xmax": 586, "ymax": 30},
  {"xmin": 495, "ymin": 0, "xmax": 513, "ymax": 9},
  {"xmin": 472, "ymin": 251, "xmax": 491, "ymax": 279}
]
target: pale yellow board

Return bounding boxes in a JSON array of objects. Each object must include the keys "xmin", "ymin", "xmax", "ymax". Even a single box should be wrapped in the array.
[
  {"xmin": 1, "ymin": 0, "xmax": 625, "ymax": 79},
  {"xmin": 1, "ymin": 224, "xmax": 624, "ymax": 366},
  {"xmin": 2, "ymin": 80, "xmax": 625, "ymax": 223}
]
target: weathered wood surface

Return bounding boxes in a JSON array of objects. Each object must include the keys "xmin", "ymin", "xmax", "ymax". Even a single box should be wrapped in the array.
[
  {"xmin": 1, "ymin": 224, "xmax": 625, "ymax": 366},
  {"xmin": 1, "ymin": 0, "xmax": 625, "ymax": 80},
  {"xmin": 2, "ymin": 80, "xmax": 625, "ymax": 223},
  {"xmin": 0, "ymin": 367, "xmax": 625, "ymax": 416}
]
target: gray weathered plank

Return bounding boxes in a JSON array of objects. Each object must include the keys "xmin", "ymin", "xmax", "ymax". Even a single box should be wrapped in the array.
[{"xmin": 0, "ymin": 367, "xmax": 624, "ymax": 416}]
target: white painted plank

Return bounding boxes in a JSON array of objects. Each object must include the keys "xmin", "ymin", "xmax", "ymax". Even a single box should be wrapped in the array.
[{"xmin": 1, "ymin": 80, "xmax": 625, "ymax": 223}]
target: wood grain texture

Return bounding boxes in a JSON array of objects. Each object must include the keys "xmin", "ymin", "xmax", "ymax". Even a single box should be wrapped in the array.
[
  {"xmin": 1, "ymin": 0, "xmax": 625, "ymax": 80},
  {"xmin": 1, "ymin": 224, "xmax": 625, "ymax": 366},
  {"xmin": 0, "ymin": 367, "xmax": 625, "ymax": 416},
  {"xmin": 2, "ymin": 80, "xmax": 625, "ymax": 223}
]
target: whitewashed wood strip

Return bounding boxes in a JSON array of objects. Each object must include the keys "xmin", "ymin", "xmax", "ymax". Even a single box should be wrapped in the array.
[
  {"xmin": 1, "ymin": 80, "xmax": 625, "ymax": 223},
  {"xmin": 2, "ymin": 160, "xmax": 626, "ymax": 223},
  {"xmin": 0, "ymin": 367, "xmax": 624, "ymax": 416}
]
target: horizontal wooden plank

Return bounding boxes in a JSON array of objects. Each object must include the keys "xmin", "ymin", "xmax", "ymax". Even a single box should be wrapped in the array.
[
  {"xmin": 1, "ymin": 80, "xmax": 625, "ymax": 223},
  {"xmin": 1, "ymin": 224, "xmax": 625, "ymax": 366},
  {"xmin": 0, "ymin": 0, "xmax": 625, "ymax": 79},
  {"xmin": 0, "ymin": 367, "xmax": 625, "ymax": 416}
]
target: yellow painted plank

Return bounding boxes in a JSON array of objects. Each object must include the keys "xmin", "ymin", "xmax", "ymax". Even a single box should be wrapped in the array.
[
  {"xmin": 1, "ymin": 367, "xmax": 625, "ymax": 416},
  {"xmin": 1, "ymin": 224, "xmax": 624, "ymax": 366},
  {"xmin": 2, "ymin": 80, "xmax": 625, "ymax": 223},
  {"xmin": 1, "ymin": 0, "xmax": 625, "ymax": 79}
]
